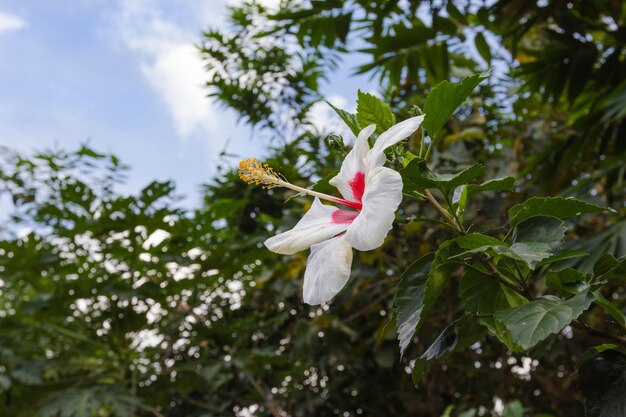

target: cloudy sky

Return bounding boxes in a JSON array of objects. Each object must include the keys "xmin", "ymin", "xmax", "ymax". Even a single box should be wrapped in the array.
[{"xmin": 0, "ymin": 0, "xmax": 369, "ymax": 207}]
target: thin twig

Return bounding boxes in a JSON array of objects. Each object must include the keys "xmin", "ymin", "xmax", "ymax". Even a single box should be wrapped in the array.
[{"xmin": 424, "ymin": 189, "xmax": 462, "ymax": 232}]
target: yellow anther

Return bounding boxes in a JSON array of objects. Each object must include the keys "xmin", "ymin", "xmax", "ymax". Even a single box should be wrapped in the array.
[{"xmin": 238, "ymin": 158, "xmax": 283, "ymax": 189}]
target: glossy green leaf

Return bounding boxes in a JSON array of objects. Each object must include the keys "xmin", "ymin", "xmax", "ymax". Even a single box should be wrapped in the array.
[
  {"xmin": 495, "ymin": 291, "xmax": 593, "ymax": 350},
  {"xmin": 510, "ymin": 216, "xmax": 567, "ymax": 268}
]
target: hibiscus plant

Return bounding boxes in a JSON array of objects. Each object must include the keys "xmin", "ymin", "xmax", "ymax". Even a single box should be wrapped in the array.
[{"xmin": 240, "ymin": 73, "xmax": 626, "ymax": 416}]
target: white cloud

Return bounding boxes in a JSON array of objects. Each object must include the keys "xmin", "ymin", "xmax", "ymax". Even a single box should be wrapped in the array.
[
  {"xmin": 0, "ymin": 10, "xmax": 27, "ymax": 33},
  {"xmin": 103, "ymin": 0, "xmax": 227, "ymax": 138},
  {"xmin": 140, "ymin": 44, "xmax": 215, "ymax": 137}
]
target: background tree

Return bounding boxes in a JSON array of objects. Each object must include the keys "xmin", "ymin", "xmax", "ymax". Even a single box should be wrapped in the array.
[{"xmin": 0, "ymin": 1, "xmax": 624, "ymax": 416}]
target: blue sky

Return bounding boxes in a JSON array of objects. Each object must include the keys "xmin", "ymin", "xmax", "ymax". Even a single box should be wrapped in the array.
[{"xmin": 0, "ymin": 0, "xmax": 370, "ymax": 209}]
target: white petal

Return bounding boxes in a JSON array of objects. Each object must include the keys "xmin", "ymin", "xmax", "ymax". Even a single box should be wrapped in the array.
[
  {"xmin": 264, "ymin": 198, "xmax": 349, "ymax": 255},
  {"xmin": 303, "ymin": 235, "xmax": 353, "ymax": 305},
  {"xmin": 345, "ymin": 167, "xmax": 403, "ymax": 251},
  {"xmin": 366, "ymin": 115, "xmax": 424, "ymax": 169},
  {"xmin": 329, "ymin": 124, "xmax": 375, "ymax": 201}
]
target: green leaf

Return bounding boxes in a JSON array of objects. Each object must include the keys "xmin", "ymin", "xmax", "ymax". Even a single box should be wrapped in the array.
[
  {"xmin": 466, "ymin": 176, "xmax": 515, "ymax": 195},
  {"xmin": 394, "ymin": 253, "xmax": 434, "ymax": 356},
  {"xmin": 545, "ymin": 268, "xmax": 586, "ymax": 295},
  {"xmin": 592, "ymin": 290, "xmax": 626, "ymax": 328},
  {"xmin": 495, "ymin": 291, "xmax": 593, "ymax": 350},
  {"xmin": 400, "ymin": 159, "xmax": 485, "ymax": 196},
  {"xmin": 578, "ymin": 349, "xmax": 626, "ymax": 417},
  {"xmin": 502, "ymin": 400, "xmax": 524, "ymax": 417},
  {"xmin": 510, "ymin": 216, "xmax": 567, "ymax": 269},
  {"xmin": 454, "ymin": 217, "xmax": 567, "ymax": 270},
  {"xmin": 440, "ymin": 405, "xmax": 455, "ymax": 417},
  {"xmin": 459, "ymin": 268, "xmax": 527, "ymax": 351},
  {"xmin": 474, "ymin": 32, "xmax": 491, "ymax": 65},
  {"xmin": 411, "ymin": 321, "xmax": 458, "ymax": 385},
  {"xmin": 508, "ymin": 197, "xmax": 613, "ymax": 227},
  {"xmin": 356, "ymin": 90, "xmax": 396, "ymax": 134},
  {"xmin": 422, "ymin": 73, "xmax": 488, "ymax": 138},
  {"xmin": 454, "ymin": 233, "xmax": 506, "ymax": 250},
  {"xmin": 576, "ymin": 344, "xmax": 618, "ymax": 370},
  {"xmin": 536, "ymin": 250, "xmax": 589, "ymax": 268},
  {"xmin": 326, "ymin": 100, "xmax": 360, "ymax": 136},
  {"xmin": 412, "ymin": 315, "xmax": 483, "ymax": 386},
  {"xmin": 394, "ymin": 242, "xmax": 459, "ymax": 356},
  {"xmin": 593, "ymin": 256, "xmax": 626, "ymax": 284},
  {"xmin": 593, "ymin": 253, "xmax": 619, "ymax": 276}
]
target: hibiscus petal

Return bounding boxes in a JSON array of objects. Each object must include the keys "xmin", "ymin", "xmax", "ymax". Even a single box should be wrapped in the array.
[
  {"xmin": 303, "ymin": 235, "xmax": 353, "ymax": 305},
  {"xmin": 264, "ymin": 198, "xmax": 350, "ymax": 255},
  {"xmin": 329, "ymin": 124, "xmax": 376, "ymax": 202},
  {"xmin": 367, "ymin": 115, "xmax": 424, "ymax": 169},
  {"xmin": 345, "ymin": 166, "xmax": 403, "ymax": 251}
]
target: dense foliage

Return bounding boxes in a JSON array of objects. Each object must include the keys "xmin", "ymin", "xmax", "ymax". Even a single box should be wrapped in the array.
[{"xmin": 0, "ymin": 1, "xmax": 625, "ymax": 416}]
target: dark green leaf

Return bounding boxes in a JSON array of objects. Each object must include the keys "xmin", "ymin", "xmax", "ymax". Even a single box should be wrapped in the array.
[
  {"xmin": 474, "ymin": 33, "xmax": 491, "ymax": 65},
  {"xmin": 576, "ymin": 344, "xmax": 618, "ymax": 370},
  {"xmin": 412, "ymin": 315, "xmax": 483, "ymax": 386},
  {"xmin": 459, "ymin": 268, "xmax": 527, "ymax": 351},
  {"xmin": 400, "ymin": 159, "xmax": 485, "ymax": 196},
  {"xmin": 594, "ymin": 256, "xmax": 626, "ymax": 284},
  {"xmin": 394, "ymin": 242, "xmax": 459, "ymax": 356},
  {"xmin": 508, "ymin": 197, "xmax": 613, "ymax": 227},
  {"xmin": 536, "ymin": 250, "xmax": 589, "ymax": 268},
  {"xmin": 326, "ymin": 100, "xmax": 360, "ymax": 136},
  {"xmin": 592, "ymin": 290, "xmax": 626, "ymax": 328},
  {"xmin": 593, "ymin": 253, "xmax": 619, "ymax": 276},
  {"xmin": 466, "ymin": 177, "xmax": 515, "ymax": 195},
  {"xmin": 545, "ymin": 268, "xmax": 587, "ymax": 295},
  {"xmin": 454, "ymin": 233, "xmax": 505, "ymax": 250},
  {"xmin": 394, "ymin": 253, "xmax": 434, "ymax": 356}
]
